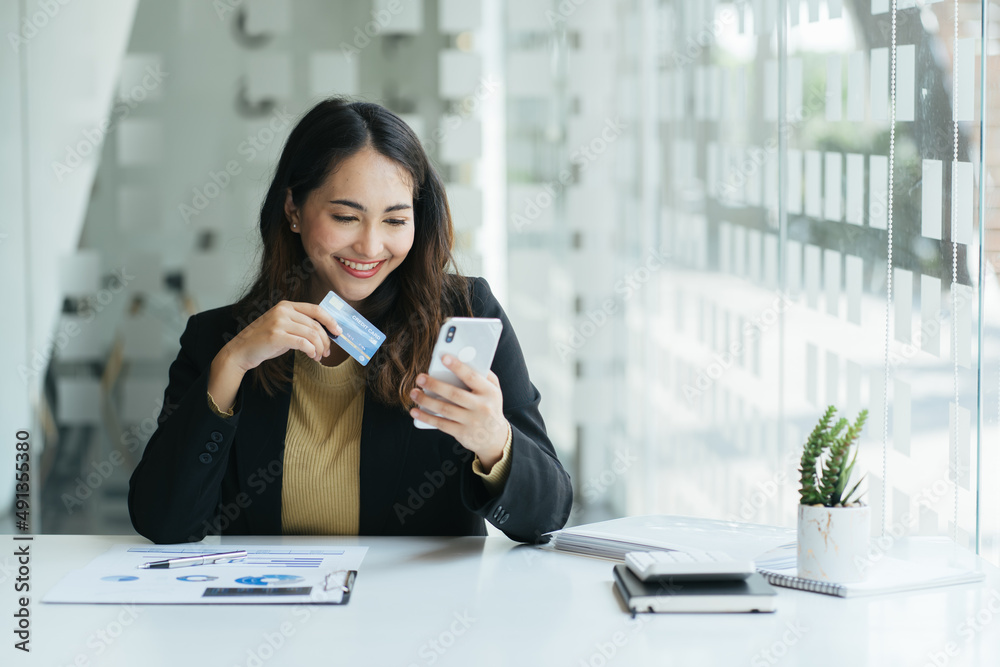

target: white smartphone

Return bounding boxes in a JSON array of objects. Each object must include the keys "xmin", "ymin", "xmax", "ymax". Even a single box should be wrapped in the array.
[{"xmin": 413, "ymin": 317, "xmax": 503, "ymax": 430}]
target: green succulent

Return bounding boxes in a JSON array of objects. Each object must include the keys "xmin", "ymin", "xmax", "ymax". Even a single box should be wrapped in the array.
[{"xmin": 799, "ymin": 406, "xmax": 868, "ymax": 507}]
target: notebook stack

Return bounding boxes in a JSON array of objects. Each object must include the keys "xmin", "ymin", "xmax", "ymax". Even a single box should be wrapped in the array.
[{"xmin": 612, "ymin": 564, "xmax": 778, "ymax": 614}]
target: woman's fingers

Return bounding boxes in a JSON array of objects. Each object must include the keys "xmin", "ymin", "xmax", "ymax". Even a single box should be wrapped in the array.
[
  {"xmin": 416, "ymin": 374, "xmax": 477, "ymax": 410},
  {"xmin": 233, "ymin": 299, "xmax": 353, "ymax": 366},
  {"xmin": 410, "ymin": 388, "xmax": 462, "ymax": 421},
  {"xmin": 282, "ymin": 322, "xmax": 329, "ymax": 360},
  {"xmin": 273, "ymin": 302, "xmax": 335, "ymax": 360},
  {"xmin": 439, "ymin": 355, "xmax": 493, "ymax": 393},
  {"xmin": 282, "ymin": 310, "xmax": 333, "ymax": 358},
  {"xmin": 409, "ymin": 406, "xmax": 459, "ymax": 437},
  {"xmin": 228, "ymin": 301, "xmax": 333, "ymax": 367},
  {"xmin": 410, "ymin": 356, "xmax": 508, "ymax": 459},
  {"xmin": 299, "ymin": 303, "xmax": 344, "ymax": 339}
]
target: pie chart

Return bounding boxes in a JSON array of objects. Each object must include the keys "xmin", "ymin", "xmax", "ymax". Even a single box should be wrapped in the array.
[{"xmin": 234, "ymin": 574, "xmax": 304, "ymax": 586}]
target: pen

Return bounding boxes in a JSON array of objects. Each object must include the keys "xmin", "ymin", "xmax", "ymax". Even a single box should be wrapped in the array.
[{"xmin": 139, "ymin": 550, "xmax": 248, "ymax": 569}]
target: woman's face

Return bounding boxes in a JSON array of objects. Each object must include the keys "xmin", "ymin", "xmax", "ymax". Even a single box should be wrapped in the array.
[{"xmin": 286, "ymin": 147, "xmax": 416, "ymax": 308}]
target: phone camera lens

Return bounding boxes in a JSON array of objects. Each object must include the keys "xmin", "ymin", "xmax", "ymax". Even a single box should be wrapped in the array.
[{"xmin": 446, "ymin": 326, "xmax": 456, "ymax": 343}]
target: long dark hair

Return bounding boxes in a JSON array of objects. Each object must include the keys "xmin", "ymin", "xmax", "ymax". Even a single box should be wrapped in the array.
[{"xmin": 230, "ymin": 98, "xmax": 471, "ymax": 410}]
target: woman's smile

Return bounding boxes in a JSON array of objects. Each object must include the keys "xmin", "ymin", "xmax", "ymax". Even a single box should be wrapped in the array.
[{"xmin": 335, "ymin": 256, "xmax": 387, "ymax": 278}]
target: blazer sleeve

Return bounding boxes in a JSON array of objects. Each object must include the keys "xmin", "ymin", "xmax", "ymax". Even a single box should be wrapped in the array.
[
  {"xmin": 127, "ymin": 312, "xmax": 245, "ymax": 543},
  {"xmin": 458, "ymin": 277, "xmax": 574, "ymax": 543}
]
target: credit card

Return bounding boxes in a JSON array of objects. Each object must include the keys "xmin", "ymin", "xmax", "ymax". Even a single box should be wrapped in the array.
[{"xmin": 317, "ymin": 291, "xmax": 386, "ymax": 366}]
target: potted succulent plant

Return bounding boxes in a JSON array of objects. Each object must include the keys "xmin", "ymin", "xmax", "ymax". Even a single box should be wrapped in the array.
[{"xmin": 797, "ymin": 405, "xmax": 870, "ymax": 583}]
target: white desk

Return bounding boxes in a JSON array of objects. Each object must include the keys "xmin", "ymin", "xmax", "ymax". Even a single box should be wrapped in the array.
[{"xmin": 4, "ymin": 529, "xmax": 1000, "ymax": 667}]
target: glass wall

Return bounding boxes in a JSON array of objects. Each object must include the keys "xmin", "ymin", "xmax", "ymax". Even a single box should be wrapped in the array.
[
  {"xmin": 594, "ymin": 0, "xmax": 995, "ymax": 560},
  {"xmin": 503, "ymin": 0, "xmax": 999, "ymax": 564}
]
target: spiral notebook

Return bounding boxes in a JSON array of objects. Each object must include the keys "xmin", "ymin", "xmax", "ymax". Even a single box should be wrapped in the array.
[{"xmin": 756, "ymin": 555, "xmax": 984, "ymax": 599}]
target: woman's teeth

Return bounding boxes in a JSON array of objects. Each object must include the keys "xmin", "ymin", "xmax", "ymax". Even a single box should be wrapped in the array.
[{"xmin": 338, "ymin": 258, "xmax": 380, "ymax": 271}]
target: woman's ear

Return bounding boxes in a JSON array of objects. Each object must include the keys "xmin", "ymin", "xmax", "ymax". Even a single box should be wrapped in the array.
[{"xmin": 284, "ymin": 188, "xmax": 301, "ymax": 232}]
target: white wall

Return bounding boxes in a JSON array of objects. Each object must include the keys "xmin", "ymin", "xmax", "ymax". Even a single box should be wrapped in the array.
[
  {"xmin": 1, "ymin": 0, "xmax": 138, "ymax": 516},
  {"xmin": 0, "ymin": 1, "xmax": 30, "ymax": 522}
]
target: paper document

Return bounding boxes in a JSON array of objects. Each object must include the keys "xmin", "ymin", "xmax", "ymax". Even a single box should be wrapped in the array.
[
  {"xmin": 757, "ymin": 554, "xmax": 985, "ymax": 598},
  {"xmin": 43, "ymin": 544, "xmax": 368, "ymax": 605},
  {"xmin": 546, "ymin": 515, "xmax": 795, "ymax": 561}
]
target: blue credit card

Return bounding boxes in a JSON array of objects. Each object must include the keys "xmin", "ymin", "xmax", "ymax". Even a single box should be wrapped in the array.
[{"xmin": 318, "ymin": 291, "xmax": 387, "ymax": 366}]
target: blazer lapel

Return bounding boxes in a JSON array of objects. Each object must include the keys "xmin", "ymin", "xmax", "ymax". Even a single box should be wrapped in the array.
[
  {"xmin": 358, "ymin": 389, "xmax": 412, "ymax": 534},
  {"xmin": 236, "ymin": 376, "xmax": 293, "ymax": 535}
]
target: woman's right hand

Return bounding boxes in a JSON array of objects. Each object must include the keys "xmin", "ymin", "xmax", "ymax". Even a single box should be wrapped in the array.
[{"xmin": 223, "ymin": 301, "xmax": 344, "ymax": 372}]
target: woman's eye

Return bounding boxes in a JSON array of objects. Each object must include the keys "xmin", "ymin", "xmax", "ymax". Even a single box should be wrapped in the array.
[
  {"xmin": 385, "ymin": 219, "xmax": 408, "ymax": 226},
  {"xmin": 333, "ymin": 215, "xmax": 356, "ymax": 223}
]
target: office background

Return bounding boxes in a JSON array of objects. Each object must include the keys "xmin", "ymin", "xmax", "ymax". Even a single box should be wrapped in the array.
[{"xmin": 2, "ymin": 0, "xmax": 998, "ymax": 565}]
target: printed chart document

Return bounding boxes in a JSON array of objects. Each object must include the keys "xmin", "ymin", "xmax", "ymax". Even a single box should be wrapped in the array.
[{"xmin": 43, "ymin": 544, "xmax": 368, "ymax": 605}]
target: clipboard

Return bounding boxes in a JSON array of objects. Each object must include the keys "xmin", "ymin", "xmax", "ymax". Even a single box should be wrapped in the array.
[
  {"xmin": 43, "ymin": 545, "xmax": 367, "ymax": 605},
  {"xmin": 323, "ymin": 569, "xmax": 358, "ymax": 605}
]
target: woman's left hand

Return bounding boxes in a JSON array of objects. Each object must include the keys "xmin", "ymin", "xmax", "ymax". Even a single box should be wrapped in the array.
[{"xmin": 410, "ymin": 354, "xmax": 509, "ymax": 470}]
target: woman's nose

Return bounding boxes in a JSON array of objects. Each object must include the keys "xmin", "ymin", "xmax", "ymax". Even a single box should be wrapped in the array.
[{"xmin": 355, "ymin": 224, "xmax": 383, "ymax": 259}]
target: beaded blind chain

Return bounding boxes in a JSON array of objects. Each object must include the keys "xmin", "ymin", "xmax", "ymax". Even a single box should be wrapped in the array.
[
  {"xmin": 881, "ymin": 0, "xmax": 898, "ymax": 538},
  {"xmin": 951, "ymin": 0, "xmax": 960, "ymax": 543}
]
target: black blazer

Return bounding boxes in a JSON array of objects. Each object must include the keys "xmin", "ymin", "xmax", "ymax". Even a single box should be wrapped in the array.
[{"xmin": 128, "ymin": 277, "xmax": 573, "ymax": 544}]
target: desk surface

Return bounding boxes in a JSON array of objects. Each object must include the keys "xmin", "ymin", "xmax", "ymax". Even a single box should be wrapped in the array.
[{"xmin": 4, "ymin": 529, "xmax": 1000, "ymax": 667}]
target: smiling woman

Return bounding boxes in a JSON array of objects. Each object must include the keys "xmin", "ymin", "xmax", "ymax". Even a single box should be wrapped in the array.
[{"xmin": 127, "ymin": 98, "xmax": 573, "ymax": 544}]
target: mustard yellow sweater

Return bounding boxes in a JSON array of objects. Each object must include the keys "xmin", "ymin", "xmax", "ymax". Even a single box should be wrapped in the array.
[{"xmin": 207, "ymin": 349, "xmax": 512, "ymax": 534}]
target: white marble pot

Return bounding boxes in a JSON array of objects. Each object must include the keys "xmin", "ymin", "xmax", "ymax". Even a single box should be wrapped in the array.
[{"xmin": 797, "ymin": 503, "xmax": 871, "ymax": 583}]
